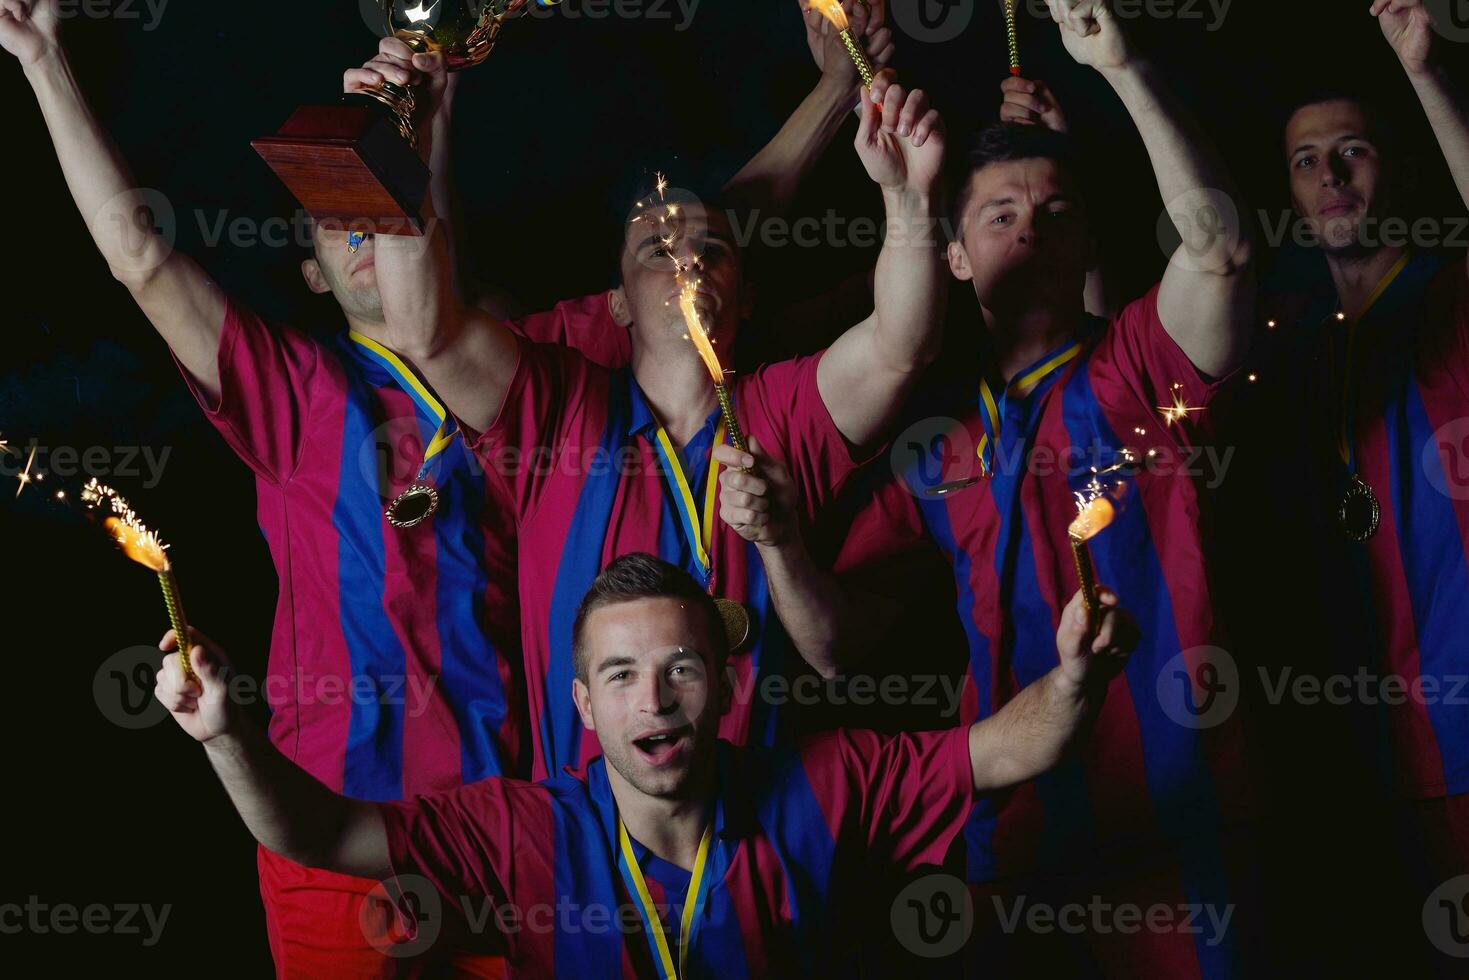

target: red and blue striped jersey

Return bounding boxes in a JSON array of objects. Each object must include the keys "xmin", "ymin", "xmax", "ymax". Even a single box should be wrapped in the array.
[
  {"xmin": 175, "ymin": 293, "xmax": 616, "ymax": 796},
  {"xmin": 381, "ymin": 727, "xmax": 974, "ymax": 977},
  {"xmin": 833, "ymin": 288, "xmax": 1254, "ymax": 970},
  {"xmin": 1257, "ymin": 253, "xmax": 1469, "ymax": 799},
  {"xmin": 471, "ymin": 340, "xmax": 872, "ymax": 780}
]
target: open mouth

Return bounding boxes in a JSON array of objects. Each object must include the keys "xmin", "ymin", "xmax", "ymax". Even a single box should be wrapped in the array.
[{"xmin": 632, "ymin": 725, "xmax": 692, "ymax": 766}]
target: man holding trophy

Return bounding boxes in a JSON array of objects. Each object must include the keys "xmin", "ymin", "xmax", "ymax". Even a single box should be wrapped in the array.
[{"xmin": 2, "ymin": 0, "xmax": 900, "ymax": 972}]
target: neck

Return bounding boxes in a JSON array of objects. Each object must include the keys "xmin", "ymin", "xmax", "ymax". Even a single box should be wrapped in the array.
[
  {"xmin": 607, "ymin": 763, "xmax": 715, "ymax": 871},
  {"xmin": 1325, "ymin": 244, "xmax": 1408, "ymax": 320},
  {"xmin": 631, "ymin": 343, "xmax": 721, "ymax": 446},
  {"xmin": 343, "ymin": 311, "xmax": 388, "ymax": 339},
  {"xmin": 982, "ymin": 296, "xmax": 1085, "ymax": 383}
]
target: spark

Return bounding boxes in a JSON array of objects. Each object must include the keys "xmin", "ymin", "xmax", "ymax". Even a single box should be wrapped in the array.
[
  {"xmin": 14, "ymin": 445, "xmax": 38, "ymax": 499},
  {"xmin": 1158, "ymin": 383, "xmax": 1204, "ymax": 427},
  {"xmin": 80, "ymin": 478, "xmax": 171, "ymax": 572}
]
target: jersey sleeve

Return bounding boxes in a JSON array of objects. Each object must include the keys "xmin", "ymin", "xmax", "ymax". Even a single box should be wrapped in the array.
[
  {"xmin": 508, "ymin": 291, "xmax": 631, "ymax": 370},
  {"xmin": 469, "ymin": 339, "xmax": 605, "ymax": 520},
  {"xmin": 171, "ymin": 294, "xmax": 323, "ymax": 485},
  {"xmin": 1091, "ymin": 283, "xmax": 1235, "ymax": 449},
  {"xmin": 798, "ymin": 726, "xmax": 975, "ymax": 873},
  {"xmin": 378, "ymin": 777, "xmax": 528, "ymax": 919},
  {"xmin": 740, "ymin": 350, "xmax": 883, "ymax": 520}
]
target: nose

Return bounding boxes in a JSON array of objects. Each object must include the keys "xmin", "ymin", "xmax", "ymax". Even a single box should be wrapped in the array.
[
  {"xmin": 1015, "ymin": 212, "xmax": 1040, "ymax": 248},
  {"xmin": 634, "ymin": 671, "xmax": 676, "ymax": 716},
  {"xmin": 1323, "ymin": 153, "xmax": 1350, "ymax": 188}
]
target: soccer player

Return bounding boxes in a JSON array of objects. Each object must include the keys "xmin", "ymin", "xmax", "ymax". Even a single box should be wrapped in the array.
[
  {"xmin": 721, "ymin": 1, "xmax": 1260, "ymax": 974},
  {"xmin": 1241, "ymin": 0, "xmax": 1469, "ymax": 957},
  {"xmin": 153, "ymin": 553, "xmax": 1139, "ymax": 976},
  {"xmin": 366, "ymin": 59, "xmax": 947, "ymax": 783}
]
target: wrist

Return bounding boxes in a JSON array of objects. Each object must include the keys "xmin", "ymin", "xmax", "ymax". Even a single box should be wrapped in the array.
[
  {"xmin": 22, "ymin": 45, "xmax": 69, "ymax": 86},
  {"xmin": 881, "ymin": 185, "xmax": 938, "ymax": 218},
  {"xmin": 814, "ymin": 71, "xmax": 858, "ymax": 112},
  {"xmin": 1048, "ymin": 662, "xmax": 1091, "ymax": 706}
]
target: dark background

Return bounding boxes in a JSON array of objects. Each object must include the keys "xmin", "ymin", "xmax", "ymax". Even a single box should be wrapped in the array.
[{"xmin": 2, "ymin": 0, "xmax": 1465, "ymax": 974}]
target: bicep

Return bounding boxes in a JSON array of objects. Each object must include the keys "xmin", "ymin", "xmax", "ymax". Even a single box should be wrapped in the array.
[
  {"xmin": 132, "ymin": 251, "xmax": 228, "ymax": 401},
  {"xmin": 817, "ymin": 313, "xmax": 919, "ymax": 450},
  {"xmin": 326, "ymin": 801, "xmax": 393, "ymax": 882},
  {"xmin": 1156, "ymin": 261, "xmax": 1255, "ymax": 379}
]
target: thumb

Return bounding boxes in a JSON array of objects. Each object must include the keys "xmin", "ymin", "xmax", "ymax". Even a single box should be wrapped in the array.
[{"xmin": 1057, "ymin": 589, "xmax": 1089, "ymax": 658}]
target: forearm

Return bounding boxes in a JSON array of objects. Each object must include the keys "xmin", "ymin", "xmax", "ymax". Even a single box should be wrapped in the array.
[
  {"xmin": 1407, "ymin": 64, "xmax": 1469, "ymax": 211},
  {"xmin": 202, "ymin": 719, "xmax": 386, "ymax": 877},
  {"xmin": 425, "ymin": 92, "xmax": 467, "ymax": 301},
  {"xmin": 724, "ymin": 77, "xmax": 855, "ymax": 218},
  {"xmin": 758, "ymin": 537, "xmax": 877, "ymax": 678},
  {"xmin": 1101, "ymin": 60, "xmax": 1249, "ymax": 276},
  {"xmin": 967, "ymin": 666, "xmax": 1098, "ymax": 792},
  {"xmin": 871, "ymin": 187, "xmax": 947, "ymax": 370}
]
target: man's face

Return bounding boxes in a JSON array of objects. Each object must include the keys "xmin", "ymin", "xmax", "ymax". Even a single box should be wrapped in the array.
[
  {"xmin": 572, "ymin": 596, "xmax": 728, "ymax": 800},
  {"xmin": 617, "ymin": 203, "xmax": 749, "ymax": 360},
  {"xmin": 1285, "ymin": 100, "xmax": 1388, "ymax": 255},
  {"xmin": 301, "ymin": 225, "xmax": 385, "ymax": 322},
  {"xmin": 948, "ymin": 158, "xmax": 1091, "ymax": 310}
]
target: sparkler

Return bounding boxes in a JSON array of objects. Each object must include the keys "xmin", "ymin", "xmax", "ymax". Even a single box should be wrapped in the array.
[
  {"xmin": 809, "ymin": 0, "xmax": 876, "ymax": 89},
  {"xmin": 1067, "ymin": 494, "xmax": 1114, "ymax": 626},
  {"xmin": 637, "ymin": 174, "xmax": 751, "ymax": 467},
  {"xmin": 81, "ymin": 479, "xmax": 198, "ymax": 686},
  {"xmin": 1005, "ymin": 0, "xmax": 1021, "ymax": 76}
]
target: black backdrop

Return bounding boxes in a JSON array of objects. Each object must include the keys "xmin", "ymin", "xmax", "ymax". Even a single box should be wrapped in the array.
[{"xmin": 2, "ymin": 0, "xmax": 1464, "ymax": 973}]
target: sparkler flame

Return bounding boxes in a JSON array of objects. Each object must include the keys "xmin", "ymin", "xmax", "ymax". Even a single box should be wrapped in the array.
[
  {"xmin": 638, "ymin": 172, "xmax": 727, "ymax": 384},
  {"xmin": 1158, "ymin": 383, "xmax": 1204, "ymax": 426},
  {"xmin": 809, "ymin": 0, "xmax": 851, "ymax": 31},
  {"xmin": 1068, "ymin": 495, "xmax": 1116, "ymax": 543},
  {"xmin": 81, "ymin": 479, "xmax": 171, "ymax": 573}
]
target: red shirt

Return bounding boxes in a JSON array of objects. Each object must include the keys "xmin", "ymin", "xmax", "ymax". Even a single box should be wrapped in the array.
[{"xmin": 472, "ymin": 340, "xmax": 872, "ymax": 780}]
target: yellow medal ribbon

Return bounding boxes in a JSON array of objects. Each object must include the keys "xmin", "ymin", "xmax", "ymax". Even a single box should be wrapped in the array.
[
  {"xmin": 617, "ymin": 818, "xmax": 715, "ymax": 980},
  {"xmin": 348, "ymin": 330, "xmax": 457, "ymax": 476},
  {"xmin": 1336, "ymin": 252, "xmax": 1413, "ymax": 467},
  {"xmin": 651, "ymin": 420, "xmax": 728, "ymax": 583},
  {"xmin": 977, "ymin": 341, "xmax": 1084, "ymax": 476}
]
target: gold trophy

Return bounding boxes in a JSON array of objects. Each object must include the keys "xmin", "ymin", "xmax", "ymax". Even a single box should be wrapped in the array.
[{"xmin": 253, "ymin": 0, "xmax": 559, "ymax": 236}]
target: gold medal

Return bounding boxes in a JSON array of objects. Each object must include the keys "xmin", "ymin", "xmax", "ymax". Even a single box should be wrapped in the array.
[
  {"xmin": 715, "ymin": 598, "xmax": 751, "ymax": 651},
  {"xmin": 1339, "ymin": 474, "xmax": 1380, "ymax": 542},
  {"xmin": 385, "ymin": 483, "xmax": 439, "ymax": 529}
]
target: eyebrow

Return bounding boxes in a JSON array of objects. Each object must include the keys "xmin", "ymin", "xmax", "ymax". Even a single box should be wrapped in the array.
[
  {"xmin": 1290, "ymin": 134, "xmax": 1371, "ymax": 157},
  {"xmin": 595, "ymin": 647, "xmax": 703, "ymax": 675}
]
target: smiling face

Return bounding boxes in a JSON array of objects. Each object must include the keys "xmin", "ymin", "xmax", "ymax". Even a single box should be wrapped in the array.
[
  {"xmin": 616, "ymin": 202, "xmax": 750, "ymax": 364},
  {"xmin": 571, "ymin": 595, "xmax": 729, "ymax": 800},
  {"xmin": 1285, "ymin": 99, "xmax": 1391, "ymax": 256},
  {"xmin": 300, "ymin": 224, "xmax": 385, "ymax": 323},
  {"xmin": 947, "ymin": 157, "xmax": 1091, "ymax": 311}
]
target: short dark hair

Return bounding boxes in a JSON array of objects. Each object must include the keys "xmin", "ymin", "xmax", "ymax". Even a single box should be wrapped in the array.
[
  {"xmin": 571, "ymin": 553, "xmax": 728, "ymax": 683},
  {"xmin": 949, "ymin": 123, "xmax": 1083, "ymax": 234}
]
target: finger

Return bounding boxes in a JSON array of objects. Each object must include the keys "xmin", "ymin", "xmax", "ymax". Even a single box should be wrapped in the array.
[
  {"xmin": 912, "ymin": 109, "xmax": 942, "ymax": 147},
  {"xmin": 722, "ymin": 470, "xmax": 769, "ymax": 497},
  {"xmin": 898, "ymin": 88, "xmax": 928, "ymax": 138},
  {"xmin": 160, "ymin": 629, "xmax": 179, "ymax": 653},
  {"xmin": 848, "ymin": 0, "xmax": 868, "ymax": 35},
  {"xmin": 1056, "ymin": 590, "xmax": 1089, "ymax": 657},
  {"xmin": 379, "ymin": 36, "xmax": 417, "ymax": 63},
  {"xmin": 865, "ymin": 26, "xmax": 892, "ymax": 58},
  {"xmin": 1091, "ymin": 609, "xmax": 1118, "ymax": 652},
  {"xmin": 724, "ymin": 508, "xmax": 770, "ymax": 528},
  {"xmin": 411, "ymin": 51, "xmax": 447, "ymax": 76},
  {"xmin": 871, "ymin": 40, "xmax": 896, "ymax": 70},
  {"xmin": 868, "ymin": 71, "xmax": 893, "ymax": 110},
  {"xmin": 1094, "ymin": 587, "xmax": 1120, "ymax": 609},
  {"xmin": 723, "ymin": 490, "xmax": 770, "ymax": 513},
  {"xmin": 1003, "ymin": 91, "xmax": 1049, "ymax": 117},
  {"xmin": 865, "ymin": 0, "xmax": 885, "ymax": 32},
  {"xmin": 881, "ymin": 83, "xmax": 906, "ymax": 133},
  {"xmin": 713, "ymin": 444, "xmax": 756, "ymax": 471},
  {"xmin": 160, "ymin": 651, "xmax": 203, "ymax": 699},
  {"xmin": 1001, "ymin": 75, "xmax": 1034, "ymax": 94},
  {"xmin": 857, "ymin": 85, "xmax": 879, "ymax": 143},
  {"xmin": 344, "ymin": 68, "xmax": 384, "ymax": 93}
]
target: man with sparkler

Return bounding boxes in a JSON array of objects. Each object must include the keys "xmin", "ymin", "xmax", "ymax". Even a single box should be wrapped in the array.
[
  {"xmin": 1234, "ymin": 0, "xmax": 1469, "ymax": 954},
  {"xmin": 727, "ymin": 1, "xmax": 1262, "ymax": 974},
  {"xmin": 364, "ymin": 59, "xmax": 946, "ymax": 784},
  {"xmin": 153, "ymin": 552, "xmax": 1138, "ymax": 976}
]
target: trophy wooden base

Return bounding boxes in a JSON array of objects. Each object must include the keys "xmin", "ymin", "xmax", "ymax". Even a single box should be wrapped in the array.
[{"xmin": 252, "ymin": 102, "xmax": 429, "ymax": 237}]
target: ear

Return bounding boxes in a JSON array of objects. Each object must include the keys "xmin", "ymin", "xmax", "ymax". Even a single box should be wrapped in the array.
[
  {"xmin": 573, "ymin": 678, "xmax": 596, "ymax": 732},
  {"xmin": 947, "ymin": 241, "xmax": 973, "ymax": 283},
  {"xmin": 301, "ymin": 258, "xmax": 331, "ymax": 295},
  {"xmin": 608, "ymin": 287, "xmax": 633, "ymax": 328}
]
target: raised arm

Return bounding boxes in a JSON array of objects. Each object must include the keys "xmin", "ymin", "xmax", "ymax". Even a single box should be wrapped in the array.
[
  {"xmin": 7, "ymin": 0, "xmax": 227, "ymax": 397},
  {"xmin": 358, "ymin": 49, "xmax": 519, "ymax": 434},
  {"xmin": 723, "ymin": 0, "xmax": 894, "ymax": 217},
  {"xmin": 1049, "ymin": 0, "xmax": 1252, "ymax": 378},
  {"xmin": 817, "ymin": 75, "xmax": 948, "ymax": 451},
  {"xmin": 1374, "ymin": 0, "xmax": 1469, "ymax": 275},
  {"xmin": 967, "ymin": 588, "xmax": 1136, "ymax": 792},
  {"xmin": 153, "ymin": 631, "xmax": 391, "ymax": 881}
]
